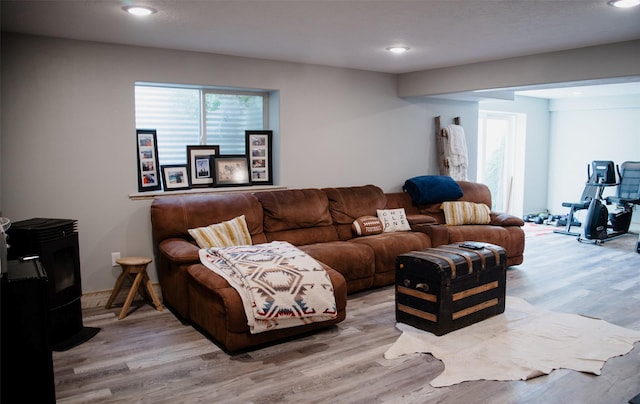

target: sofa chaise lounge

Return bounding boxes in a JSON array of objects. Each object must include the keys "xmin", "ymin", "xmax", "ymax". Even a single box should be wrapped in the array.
[{"xmin": 150, "ymin": 181, "xmax": 524, "ymax": 351}]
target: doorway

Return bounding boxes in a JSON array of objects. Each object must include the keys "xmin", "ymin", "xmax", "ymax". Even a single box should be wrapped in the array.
[{"xmin": 477, "ymin": 111, "xmax": 526, "ymax": 217}]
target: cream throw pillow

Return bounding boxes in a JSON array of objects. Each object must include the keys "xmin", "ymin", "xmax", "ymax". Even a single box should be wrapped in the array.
[
  {"xmin": 441, "ymin": 201, "xmax": 491, "ymax": 226},
  {"xmin": 376, "ymin": 208, "xmax": 411, "ymax": 232},
  {"xmin": 188, "ymin": 215, "xmax": 252, "ymax": 248}
]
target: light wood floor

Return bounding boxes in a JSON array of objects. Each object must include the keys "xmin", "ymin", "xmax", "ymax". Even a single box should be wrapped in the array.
[{"xmin": 53, "ymin": 226, "xmax": 640, "ymax": 403}]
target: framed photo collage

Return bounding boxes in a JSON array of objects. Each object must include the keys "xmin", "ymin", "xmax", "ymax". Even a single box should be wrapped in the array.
[{"xmin": 136, "ymin": 129, "xmax": 273, "ymax": 192}]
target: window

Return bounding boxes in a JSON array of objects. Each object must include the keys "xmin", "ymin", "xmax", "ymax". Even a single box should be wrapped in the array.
[{"xmin": 135, "ymin": 83, "xmax": 268, "ymax": 166}]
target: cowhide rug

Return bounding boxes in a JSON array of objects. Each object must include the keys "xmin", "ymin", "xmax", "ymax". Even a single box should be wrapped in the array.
[{"xmin": 384, "ymin": 296, "xmax": 640, "ymax": 387}]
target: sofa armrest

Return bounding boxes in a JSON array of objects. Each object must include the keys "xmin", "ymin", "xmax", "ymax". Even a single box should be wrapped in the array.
[
  {"xmin": 490, "ymin": 212, "xmax": 525, "ymax": 227},
  {"xmin": 188, "ymin": 263, "xmax": 233, "ymax": 290},
  {"xmin": 411, "ymin": 223, "xmax": 449, "ymax": 246},
  {"xmin": 158, "ymin": 238, "xmax": 201, "ymax": 264},
  {"xmin": 407, "ymin": 214, "xmax": 437, "ymax": 225}
]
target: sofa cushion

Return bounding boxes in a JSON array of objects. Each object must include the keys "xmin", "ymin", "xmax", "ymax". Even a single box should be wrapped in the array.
[
  {"xmin": 352, "ymin": 216, "xmax": 384, "ymax": 236},
  {"xmin": 384, "ymin": 191, "xmax": 420, "ymax": 215},
  {"xmin": 377, "ymin": 208, "xmax": 411, "ymax": 232},
  {"xmin": 299, "ymin": 241, "xmax": 375, "ymax": 293},
  {"xmin": 446, "ymin": 225, "xmax": 525, "ymax": 266},
  {"xmin": 324, "ymin": 185, "xmax": 387, "ymax": 224},
  {"xmin": 188, "ymin": 215, "xmax": 252, "ymax": 248},
  {"xmin": 441, "ymin": 201, "xmax": 491, "ymax": 225},
  {"xmin": 263, "ymin": 225, "xmax": 339, "ymax": 246},
  {"xmin": 406, "ymin": 215, "xmax": 438, "ymax": 225},
  {"xmin": 455, "ymin": 181, "xmax": 492, "ymax": 207},
  {"xmin": 351, "ymin": 231, "xmax": 431, "ymax": 287},
  {"xmin": 255, "ymin": 189, "xmax": 333, "ymax": 232},
  {"xmin": 186, "ymin": 261, "xmax": 347, "ymax": 352},
  {"xmin": 151, "ymin": 193, "xmax": 266, "ymax": 245},
  {"xmin": 403, "ymin": 175, "xmax": 463, "ymax": 204}
]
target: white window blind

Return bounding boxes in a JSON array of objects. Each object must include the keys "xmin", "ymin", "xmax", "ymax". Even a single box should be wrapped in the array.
[
  {"xmin": 135, "ymin": 86, "xmax": 200, "ymax": 166},
  {"xmin": 135, "ymin": 84, "xmax": 267, "ymax": 166}
]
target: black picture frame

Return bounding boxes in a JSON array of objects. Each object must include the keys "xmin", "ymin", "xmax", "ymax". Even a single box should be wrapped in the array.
[
  {"xmin": 246, "ymin": 130, "xmax": 273, "ymax": 185},
  {"xmin": 212, "ymin": 155, "xmax": 251, "ymax": 187},
  {"xmin": 161, "ymin": 164, "xmax": 191, "ymax": 191},
  {"xmin": 187, "ymin": 145, "xmax": 220, "ymax": 188},
  {"xmin": 136, "ymin": 129, "xmax": 161, "ymax": 192}
]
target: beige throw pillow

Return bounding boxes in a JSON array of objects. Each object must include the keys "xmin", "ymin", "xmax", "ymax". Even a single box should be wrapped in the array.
[
  {"xmin": 376, "ymin": 208, "xmax": 411, "ymax": 232},
  {"xmin": 441, "ymin": 201, "xmax": 491, "ymax": 225},
  {"xmin": 188, "ymin": 215, "xmax": 252, "ymax": 248}
]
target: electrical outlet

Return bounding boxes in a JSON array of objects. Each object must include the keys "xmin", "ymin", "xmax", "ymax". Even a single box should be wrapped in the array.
[{"xmin": 111, "ymin": 252, "xmax": 121, "ymax": 267}]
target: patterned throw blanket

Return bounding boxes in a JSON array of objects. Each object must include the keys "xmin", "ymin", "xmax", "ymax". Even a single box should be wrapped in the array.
[{"xmin": 199, "ymin": 241, "xmax": 338, "ymax": 334}]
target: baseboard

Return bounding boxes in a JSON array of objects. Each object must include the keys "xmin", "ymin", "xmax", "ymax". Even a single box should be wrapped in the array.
[{"xmin": 81, "ymin": 283, "xmax": 163, "ymax": 309}]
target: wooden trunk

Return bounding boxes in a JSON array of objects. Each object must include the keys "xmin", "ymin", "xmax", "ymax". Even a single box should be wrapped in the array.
[{"xmin": 395, "ymin": 242, "xmax": 506, "ymax": 336}]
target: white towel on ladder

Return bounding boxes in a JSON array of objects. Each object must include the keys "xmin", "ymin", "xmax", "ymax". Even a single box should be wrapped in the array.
[{"xmin": 442, "ymin": 124, "xmax": 468, "ymax": 181}]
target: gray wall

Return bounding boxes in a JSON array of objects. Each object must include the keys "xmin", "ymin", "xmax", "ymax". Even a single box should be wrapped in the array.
[{"xmin": 1, "ymin": 34, "xmax": 475, "ymax": 295}]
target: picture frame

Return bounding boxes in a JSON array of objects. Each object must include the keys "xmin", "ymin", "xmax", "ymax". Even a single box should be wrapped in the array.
[
  {"xmin": 161, "ymin": 164, "xmax": 190, "ymax": 191},
  {"xmin": 212, "ymin": 155, "xmax": 251, "ymax": 187},
  {"xmin": 136, "ymin": 129, "xmax": 162, "ymax": 192},
  {"xmin": 245, "ymin": 130, "xmax": 273, "ymax": 185},
  {"xmin": 187, "ymin": 145, "xmax": 220, "ymax": 187}
]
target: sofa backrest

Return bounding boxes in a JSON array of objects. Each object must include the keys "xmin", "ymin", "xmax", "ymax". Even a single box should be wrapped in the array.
[
  {"xmin": 386, "ymin": 180, "xmax": 493, "ymax": 224},
  {"xmin": 254, "ymin": 188, "xmax": 339, "ymax": 246},
  {"xmin": 384, "ymin": 191, "xmax": 419, "ymax": 214},
  {"xmin": 150, "ymin": 193, "xmax": 267, "ymax": 245},
  {"xmin": 150, "ymin": 180, "xmax": 495, "ymax": 249},
  {"xmin": 323, "ymin": 184, "xmax": 387, "ymax": 240},
  {"xmin": 456, "ymin": 181, "xmax": 492, "ymax": 206}
]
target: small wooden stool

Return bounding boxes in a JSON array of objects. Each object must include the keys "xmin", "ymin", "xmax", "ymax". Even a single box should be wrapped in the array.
[{"xmin": 105, "ymin": 256, "xmax": 163, "ymax": 319}]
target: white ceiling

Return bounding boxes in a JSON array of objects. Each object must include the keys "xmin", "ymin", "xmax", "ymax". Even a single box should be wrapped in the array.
[{"xmin": 2, "ymin": 0, "xmax": 640, "ymax": 98}]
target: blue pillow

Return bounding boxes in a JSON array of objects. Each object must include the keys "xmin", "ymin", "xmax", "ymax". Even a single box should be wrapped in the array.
[{"xmin": 403, "ymin": 175, "xmax": 463, "ymax": 205}]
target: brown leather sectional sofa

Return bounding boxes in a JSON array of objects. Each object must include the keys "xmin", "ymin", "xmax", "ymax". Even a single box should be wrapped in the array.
[{"xmin": 150, "ymin": 181, "xmax": 524, "ymax": 351}]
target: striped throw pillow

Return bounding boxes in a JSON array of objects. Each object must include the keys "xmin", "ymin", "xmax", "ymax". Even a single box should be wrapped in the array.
[
  {"xmin": 188, "ymin": 215, "xmax": 252, "ymax": 248},
  {"xmin": 441, "ymin": 201, "xmax": 491, "ymax": 226}
]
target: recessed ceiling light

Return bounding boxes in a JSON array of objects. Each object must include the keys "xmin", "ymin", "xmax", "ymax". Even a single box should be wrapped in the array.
[
  {"xmin": 607, "ymin": 0, "xmax": 640, "ymax": 8},
  {"xmin": 386, "ymin": 47, "xmax": 410, "ymax": 54},
  {"xmin": 122, "ymin": 5, "xmax": 157, "ymax": 16}
]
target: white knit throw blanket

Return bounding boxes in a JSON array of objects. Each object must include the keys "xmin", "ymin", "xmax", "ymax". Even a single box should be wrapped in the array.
[
  {"xmin": 199, "ymin": 241, "xmax": 338, "ymax": 334},
  {"xmin": 442, "ymin": 124, "xmax": 468, "ymax": 181}
]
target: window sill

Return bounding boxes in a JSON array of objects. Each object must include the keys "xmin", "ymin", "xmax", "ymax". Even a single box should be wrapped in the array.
[{"xmin": 129, "ymin": 185, "xmax": 287, "ymax": 200}]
